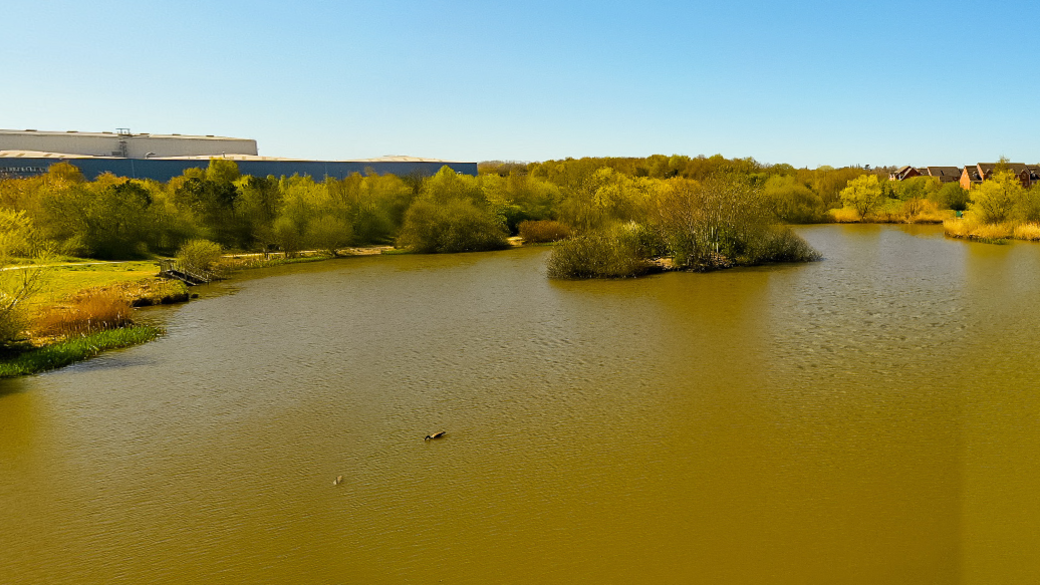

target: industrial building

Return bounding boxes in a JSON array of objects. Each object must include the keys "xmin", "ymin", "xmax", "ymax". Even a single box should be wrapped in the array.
[
  {"xmin": 0, "ymin": 128, "xmax": 258, "ymax": 158},
  {"xmin": 0, "ymin": 129, "xmax": 477, "ymax": 180}
]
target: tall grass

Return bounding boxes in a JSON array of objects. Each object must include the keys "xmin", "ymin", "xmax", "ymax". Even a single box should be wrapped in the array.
[
  {"xmin": 1013, "ymin": 223, "xmax": 1040, "ymax": 241},
  {"xmin": 33, "ymin": 290, "xmax": 133, "ymax": 337},
  {"xmin": 218, "ymin": 254, "xmax": 333, "ymax": 271},
  {"xmin": 943, "ymin": 218, "xmax": 1014, "ymax": 243},
  {"xmin": 828, "ymin": 207, "xmax": 861, "ymax": 223},
  {"xmin": 0, "ymin": 326, "xmax": 160, "ymax": 378},
  {"xmin": 518, "ymin": 220, "xmax": 571, "ymax": 243}
]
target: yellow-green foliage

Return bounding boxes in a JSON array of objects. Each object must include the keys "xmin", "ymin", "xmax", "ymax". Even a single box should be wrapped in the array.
[
  {"xmin": 176, "ymin": 239, "xmax": 223, "ymax": 274},
  {"xmin": 518, "ymin": 220, "xmax": 570, "ymax": 243},
  {"xmin": 396, "ymin": 168, "xmax": 510, "ymax": 253},
  {"xmin": 546, "ymin": 224, "xmax": 648, "ymax": 278},
  {"xmin": 943, "ymin": 218, "xmax": 1014, "ymax": 241},
  {"xmin": 906, "ymin": 199, "xmax": 950, "ymax": 223},
  {"xmin": 969, "ymin": 170, "xmax": 1023, "ymax": 224},
  {"xmin": 0, "ymin": 210, "xmax": 47, "ymax": 348},
  {"xmin": 33, "ymin": 289, "xmax": 133, "ymax": 338},
  {"xmin": 839, "ymin": 175, "xmax": 884, "ymax": 217},
  {"xmin": 1014, "ymin": 223, "xmax": 1040, "ymax": 241},
  {"xmin": 828, "ymin": 207, "xmax": 862, "ymax": 223},
  {"xmin": 762, "ymin": 175, "xmax": 825, "ymax": 223}
]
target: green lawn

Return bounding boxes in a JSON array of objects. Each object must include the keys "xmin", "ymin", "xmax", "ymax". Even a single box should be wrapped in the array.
[{"xmin": 30, "ymin": 261, "xmax": 161, "ymax": 305}]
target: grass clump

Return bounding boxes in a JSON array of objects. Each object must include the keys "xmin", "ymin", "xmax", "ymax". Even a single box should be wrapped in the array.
[
  {"xmin": 33, "ymin": 290, "xmax": 133, "ymax": 337},
  {"xmin": 0, "ymin": 326, "xmax": 160, "ymax": 378},
  {"xmin": 944, "ymin": 218, "xmax": 1013, "ymax": 243},
  {"xmin": 828, "ymin": 207, "xmax": 862, "ymax": 223},
  {"xmin": 1013, "ymin": 223, "xmax": 1040, "ymax": 241},
  {"xmin": 518, "ymin": 220, "xmax": 571, "ymax": 244},
  {"xmin": 218, "ymin": 253, "xmax": 333, "ymax": 271}
]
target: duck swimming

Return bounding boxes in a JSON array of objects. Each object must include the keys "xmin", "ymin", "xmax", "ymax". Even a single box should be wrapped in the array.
[
  {"xmin": 424, "ymin": 431, "xmax": 446, "ymax": 441},
  {"xmin": 333, "ymin": 475, "xmax": 343, "ymax": 486}
]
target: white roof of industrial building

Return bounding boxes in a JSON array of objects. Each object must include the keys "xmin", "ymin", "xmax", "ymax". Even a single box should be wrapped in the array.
[
  {"xmin": 0, "ymin": 150, "xmax": 463, "ymax": 163},
  {"xmin": 0, "ymin": 150, "xmax": 111, "ymax": 159},
  {"xmin": 0, "ymin": 129, "xmax": 251, "ymax": 141}
]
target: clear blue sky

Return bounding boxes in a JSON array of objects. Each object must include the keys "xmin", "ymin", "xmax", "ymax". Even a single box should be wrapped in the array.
[{"xmin": 2, "ymin": 0, "xmax": 1035, "ymax": 168}]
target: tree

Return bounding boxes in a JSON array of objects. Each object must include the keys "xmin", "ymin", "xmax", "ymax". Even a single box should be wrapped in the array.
[
  {"xmin": 0, "ymin": 210, "xmax": 46, "ymax": 348},
  {"xmin": 932, "ymin": 182, "xmax": 969, "ymax": 211},
  {"xmin": 970, "ymin": 169, "xmax": 1023, "ymax": 223},
  {"xmin": 305, "ymin": 215, "xmax": 353, "ymax": 255},
  {"xmin": 397, "ymin": 198, "xmax": 508, "ymax": 253},
  {"xmin": 839, "ymin": 174, "xmax": 884, "ymax": 218}
]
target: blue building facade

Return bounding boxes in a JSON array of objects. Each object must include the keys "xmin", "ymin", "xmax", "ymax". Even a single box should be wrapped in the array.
[{"xmin": 0, "ymin": 157, "xmax": 477, "ymax": 181}]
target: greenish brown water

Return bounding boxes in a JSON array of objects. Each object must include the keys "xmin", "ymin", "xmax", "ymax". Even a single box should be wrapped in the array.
[{"xmin": 2, "ymin": 224, "xmax": 1040, "ymax": 583}]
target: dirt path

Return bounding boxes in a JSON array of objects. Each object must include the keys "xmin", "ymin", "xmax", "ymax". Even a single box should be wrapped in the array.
[{"xmin": 2, "ymin": 246, "xmax": 395, "ymax": 272}]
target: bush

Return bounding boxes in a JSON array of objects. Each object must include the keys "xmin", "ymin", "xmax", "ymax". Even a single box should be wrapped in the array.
[
  {"xmin": 397, "ymin": 198, "xmax": 509, "ymax": 253},
  {"xmin": 176, "ymin": 239, "xmax": 223, "ymax": 274},
  {"xmin": 932, "ymin": 183, "xmax": 969, "ymax": 211},
  {"xmin": 740, "ymin": 225, "xmax": 822, "ymax": 264},
  {"xmin": 546, "ymin": 224, "xmax": 648, "ymax": 279},
  {"xmin": 518, "ymin": 220, "xmax": 571, "ymax": 243}
]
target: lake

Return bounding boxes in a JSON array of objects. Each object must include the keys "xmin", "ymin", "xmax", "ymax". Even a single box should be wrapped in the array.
[{"xmin": 2, "ymin": 224, "xmax": 1039, "ymax": 584}]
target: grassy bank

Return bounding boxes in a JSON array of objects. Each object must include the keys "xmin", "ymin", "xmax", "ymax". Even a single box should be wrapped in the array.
[
  {"xmin": 0, "ymin": 326, "xmax": 161, "ymax": 378},
  {"xmin": 943, "ymin": 219, "xmax": 1040, "ymax": 244}
]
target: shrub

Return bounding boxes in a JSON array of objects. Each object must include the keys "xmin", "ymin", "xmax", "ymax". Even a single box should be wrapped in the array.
[
  {"xmin": 176, "ymin": 239, "xmax": 223, "ymax": 274},
  {"xmin": 546, "ymin": 224, "xmax": 648, "ymax": 279},
  {"xmin": 740, "ymin": 225, "xmax": 822, "ymax": 264},
  {"xmin": 518, "ymin": 220, "xmax": 571, "ymax": 243},
  {"xmin": 932, "ymin": 183, "xmax": 969, "ymax": 211},
  {"xmin": 1013, "ymin": 187, "xmax": 1040, "ymax": 223}
]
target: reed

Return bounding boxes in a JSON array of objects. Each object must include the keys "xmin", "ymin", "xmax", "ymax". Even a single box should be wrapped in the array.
[
  {"xmin": 944, "ymin": 218, "xmax": 1013, "ymax": 243},
  {"xmin": 518, "ymin": 220, "xmax": 571, "ymax": 244},
  {"xmin": 0, "ymin": 326, "xmax": 160, "ymax": 378},
  {"xmin": 33, "ymin": 290, "xmax": 133, "ymax": 338},
  {"xmin": 218, "ymin": 254, "xmax": 332, "ymax": 271},
  {"xmin": 1013, "ymin": 223, "xmax": 1040, "ymax": 241},
  {"xmin": 828, "ymin": 207, "xmax": 862, "ymax": 223},
  {"xmin": 905, "ymin": 200, "xmax": 950, "ymax": 224}
]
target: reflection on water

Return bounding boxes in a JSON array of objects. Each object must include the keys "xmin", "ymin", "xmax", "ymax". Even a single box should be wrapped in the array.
[{"xmin": 1, "ymin": 225, "xmax": 1039, "ymax": 583}]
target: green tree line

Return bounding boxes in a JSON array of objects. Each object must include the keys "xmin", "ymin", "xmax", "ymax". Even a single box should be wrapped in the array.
[{"xmin": 0, "ymin": 154, "xmax": 1010, "ymax": 263}]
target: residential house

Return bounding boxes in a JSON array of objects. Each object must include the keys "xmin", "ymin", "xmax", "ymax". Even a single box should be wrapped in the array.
[
  {"xmin": 960, "ymin": 163, "xmax": 1040, "ymax": 190},
  {"xmin": 889, "ymin": 166, "xmax": 922, "ymax": 181}
]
